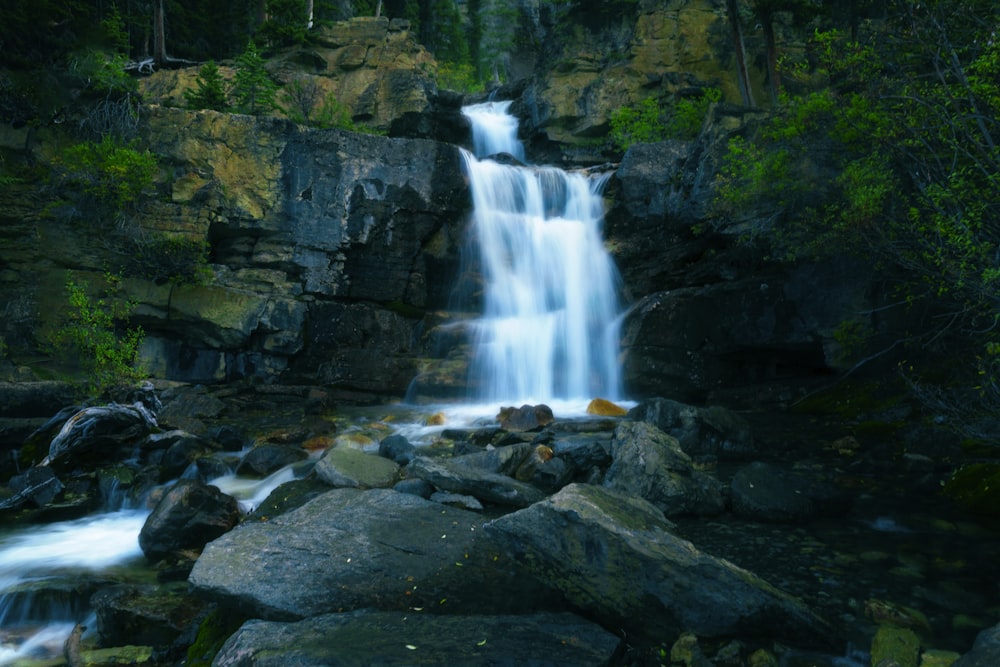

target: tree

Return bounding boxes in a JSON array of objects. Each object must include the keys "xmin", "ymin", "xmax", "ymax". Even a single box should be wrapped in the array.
[
  {"xmin": 184, "ymin": 60, "xmax": 229, "ymax": 111},
  {"xmin": 725, "ymin": 0, "xmax": 755, "ymax": 106},
  {"xmin": 231, "ymin": 40, "xmax": 279, "ymax": 115}
]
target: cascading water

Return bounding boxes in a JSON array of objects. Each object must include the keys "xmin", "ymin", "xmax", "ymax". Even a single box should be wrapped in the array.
[{"xmin": 460, "ymin": 101, "xmax": 624, "ymax": 405}]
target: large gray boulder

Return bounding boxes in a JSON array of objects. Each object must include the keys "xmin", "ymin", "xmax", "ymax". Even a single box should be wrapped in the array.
[
  {"xmin": 954, "ymin": 622, "xmax": 1000, "ymax": 667},
  {"xmin": 484, "ymin": 483, "xmax": 836, "ymax": 648},
  {"xmin": 188, "ymin": 488, "xmax": 559, "ymax": 621},
  {"xmin": 603, "ymin": 421, "xmax": 726, "ymax": 517},
  {"xmin": 213, "ymin": 610, "xmax": 622, "ymax": 667},
  {"xmin": 138, "ymin": 480, "xmax": 240, "ymax": 562}
]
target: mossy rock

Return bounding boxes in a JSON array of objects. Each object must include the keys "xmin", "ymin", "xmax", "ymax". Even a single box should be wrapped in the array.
[
  {"xmin": 870, "ymin": 625, "xmax": 920, "ymax": 667},
  {"xmin": 943, "ymin": 463, "xmax": 1000, "ymax": 517},
  {"xmin": 185, "ymin": 607, "xmax": 247, "ymax": 667}
]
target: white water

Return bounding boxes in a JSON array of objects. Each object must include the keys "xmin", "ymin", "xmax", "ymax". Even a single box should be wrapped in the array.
[
  {"xmin": 0, "ymin": 510, "xmax": 148, "ymax": 664},
  {"xmin": 460, "ymin": 101, "xmax": 624, "ymax": 405}
]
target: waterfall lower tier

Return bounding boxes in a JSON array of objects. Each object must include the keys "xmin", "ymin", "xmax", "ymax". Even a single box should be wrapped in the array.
[{"xmin": 460, "ymin": 102, "xmax": 624, "ymax": 405}]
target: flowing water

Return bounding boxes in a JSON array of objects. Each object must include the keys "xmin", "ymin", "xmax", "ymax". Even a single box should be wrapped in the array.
[{"xmin": 460, "ymin": 101, "xmax": 625, "ymax": 405}]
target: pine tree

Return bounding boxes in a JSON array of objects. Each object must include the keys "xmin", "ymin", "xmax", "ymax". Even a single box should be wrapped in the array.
[
  {"xmin": 231, "ymin": 40, "xmax": 278, "ymax": 116},
  {"xmin": 184, "ymin": 61, "xmax": 229, "ymax": 112}
]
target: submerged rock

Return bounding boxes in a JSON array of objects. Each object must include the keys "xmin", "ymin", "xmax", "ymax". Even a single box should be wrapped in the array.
[
  {"xmin": 213, "ymin": 610, "xmax": 622, "ymax": 667},
  {"xmin": 484, "ymin": 483, "xmax": 836, "ymax": 648}
]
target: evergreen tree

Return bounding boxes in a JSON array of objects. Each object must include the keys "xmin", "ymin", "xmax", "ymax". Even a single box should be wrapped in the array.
[
  {"xmin": 184, "ymin": 60, "xmax": 229, "ymax": 111},
  {"xmin": 231, "ymin": 40, "xmax": 278, "ymax": 115}
]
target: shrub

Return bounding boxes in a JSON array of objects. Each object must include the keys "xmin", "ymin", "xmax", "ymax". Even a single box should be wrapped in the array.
[
  {"xmin": 48, "ymin": 274, "xmax": 146, "ymax": 395},
  {"xmin": 56, "ymin": 135, "xmax": 157, "ymax": 224}
]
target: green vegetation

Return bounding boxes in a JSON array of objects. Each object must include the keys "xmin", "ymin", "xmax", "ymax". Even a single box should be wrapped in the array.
[
  {"xmin": 714, "ymin": 1, "xmax": 1000, "ymax": 415},
  {"xmin": 55, "ymin": 135, "xmax": 158, "ymax": 225},
  {"xmin": 185, "ymin": 61, "xmax": 229, "ymax": 112},
  {"xmin": 231, "ymin": 40, "xmax": 280, "ymax": 116},
  {"xmin": 610, "ymin": 89, "xmax": 722, "ymax": 151},
  {"xmin": 48, "ymin": 274, "xmax": 146, "ymax": 395},
  {"xmin": 127, "ymin": 236, "xmax": 213, "ymax": 286}
]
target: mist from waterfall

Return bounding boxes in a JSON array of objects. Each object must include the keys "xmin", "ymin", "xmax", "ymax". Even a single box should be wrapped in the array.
[{"xmin": 460, "ymin": 101, "xmax": 624, "ymax": 405}]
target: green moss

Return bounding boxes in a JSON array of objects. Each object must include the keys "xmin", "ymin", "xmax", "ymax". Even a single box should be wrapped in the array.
[
  {"xmin": 186, "ymin": 608, "xmax": 247, "ymax": 667},
  {"xmin": 943, "ymin": 463, "xmax": 1000, "ymax": 517}
]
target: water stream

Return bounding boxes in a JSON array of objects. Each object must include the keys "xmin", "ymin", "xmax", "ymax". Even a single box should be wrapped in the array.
[{"xmin": 460, "ymin": 101, "xmax": 625, "ymax": 405}]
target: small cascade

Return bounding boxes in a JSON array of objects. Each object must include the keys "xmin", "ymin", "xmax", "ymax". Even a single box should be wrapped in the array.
[{"xmin": 460, "ymin": 101, "xmax": 624, "ymax": 404}]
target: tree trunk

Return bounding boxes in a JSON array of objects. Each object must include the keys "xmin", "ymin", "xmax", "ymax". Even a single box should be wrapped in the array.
[
  {"xmin": 375, "ymin": 1, "xmax": 383, "ymax": 18},
  {"xmin": 306, "ymin": 0, "xmax": 314, "ymax": 29},
  {"xmin": 152, "ymin": 0, "xmax": 167, "ymax": 64},
  {"xmin": 725, "ymin": 0, "xmax": 755, "ymax": 106},
  {"xmin": 761, "ymin": 10, "xmax": 780, "ymax": 103}
]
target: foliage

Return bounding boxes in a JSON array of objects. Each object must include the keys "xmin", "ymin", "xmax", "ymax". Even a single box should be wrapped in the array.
[
  {"xmin": 68, "ymin": 49, "xmax": 136, "ymax": 97},
  {"xmin": 434, "ymin": 61, "xmax": 484, "ymax": 94},
  {"xmin": 259, "ymin": 0, "xmax": 310, "ymax": 48},
  {"xmin": 56, "ymin": 135, "xmax": 158, "ymax": 224},
  {"xmin": 231, "ymin": 40, "xmax": 279, "ymax": 116},
  {"xmin": 611, "ymin": 89, "xmax": 721, "ymax": 151},
  {"xmin": 280, "ymin": 76, "xmax": 323, "ymax": 123},
  {"xmin": 713, "ymin": 0, "xmax": 1000, "ymax": 414},
  {"xmin": 185, "ymin": 61, "xmax": 229, "ymax": 112},
  {"xmin": 47, "ymin": 274, "xmax": 146, "ymax": 395}
]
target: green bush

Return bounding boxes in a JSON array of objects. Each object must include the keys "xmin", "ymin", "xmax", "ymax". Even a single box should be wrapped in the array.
[
  {"xmin": 56, "ymin": 135, "xmax": 157, "ymax": 223},
  {"xmin": 610, "ymin": 89, "xmax": 721, "ymax": 151},
  {"xmin": 48, "ymin": 274, "xmax": 146, "ymax": 395}
]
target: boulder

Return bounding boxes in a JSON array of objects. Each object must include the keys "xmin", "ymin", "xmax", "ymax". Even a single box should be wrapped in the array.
[
  {"xmin": 627, "ymin": 397, "xmax": 757, "ymax": 460},
  {"xmin": 314, "ymin": 444, "xmax": 400, "ymax": 489},
  {"xmin": 138, "ymin": 480, "xmax": 241, "ymax": 561},
  {"xmin": 954, "ymin": 622, "xmax": 1000, "ymax": 667},
  {"xmin": 188, "ymin": 488, "xmax": 560, "ymax": 621},
  {"xmin": 496, "ymin": 404, "xmax": 554, "ymax": 431},
  {"xmin": 91, "ymin": 583, "xmax": 208, "ymax": 648},
  {"xmin": 378, "ymin": 433, "xmax": 416, "ymax": 465},
  {"xmin": 484, "ymin": 483, "xmax": 836, "ymax": 648},
  {"xmin": 730, "ymin": 462, "xmax": 853, "ymax": 523},
  {"xmin": 213, "ymin": 610, "xmax": 622, "ymax": 667},
  {"xmin": 4, "ymin": 466, "xmax": 63, "ymax": 509},
  {"xmin": 235, "ymin": 444, "xmax": 309, "ymax": 478},
  {"xmin": 603, "ymin": 421, "xmax": 726, "ymax": 517},
  {"xmin": 407, "ymin": 451, "xmax": 546, "ymax": 508}
]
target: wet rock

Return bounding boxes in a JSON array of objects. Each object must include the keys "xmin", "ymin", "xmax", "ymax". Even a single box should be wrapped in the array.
[
  {"xmin": 604, "ymin": 421, "xmax": 726, "ymax": 517},
  {"xmin": 628, "ymin": 397, "xmax": 756, "ymax": 460},
  {"xmin": 213, "ymin": 610, "xmax": 622, "ymax": 667},
  {"xmin": 138, "ymin": 480, "xmax": 240, "ymax": 561},
  {"xmin": 236, "ymin": 443, "xmax": 308, "ymax": 477},
  {"xmin": 5, "ymin": 465, "xmax": 63, "ymax": 508},
  {"xmin": 514, "ymin": 444, "xmax": 574, "ymax": 493},
  {"xmin": 153, "ymin": 431, "xmax": 217, "ymax": 480},
  {"xmin": 314, "ymin": 444, "xmax": 400, "ymax": 489},
  {"xmin": 943, "ymin": 463, "xmax": 1000, "ymax": 518},
  {"xmin": 730, "ymin": 462, "xmax": 852, "ymax": 523},
  {"xmin": 92, "ymin": 583, "xmax": 208, "ymax": 648},
  {"xmin": 954, "ymin": 622, "xmax": 1000, "ymax": 666},
  {"xmin": 550, "ymin": 432, "xmax": 612, "ymax": 472},
  {"xmin": 393, "ymin": 477, "xmax": 434, "ymax": 498},
  {"xmin": 497, "ymin": 404, "xmax": 554, "ymax": 431},
  {"xmin": 378, "ymin": 433, "xmax": 415, "ymax": 465},
  {"xmin": 189, "ymin": 488, "xmax": 560, "ymax": 620},
  {"xmin": 586, "ymin": 397, "xmax": 628, "ymax": 416},
  {"xmin": 484, "ymin": 483, "xmax": 835, "ymax": 648},
  {"xmin": 407, "ymin": 449, "xmax": 546, "ymax": 508},
  {"xmin": 244, "ymin": 478, "xmax": 331, "ymax": 523},
  {"xmin": 45, "ymin": 403, "xmax": 158, "ymax": 471}
]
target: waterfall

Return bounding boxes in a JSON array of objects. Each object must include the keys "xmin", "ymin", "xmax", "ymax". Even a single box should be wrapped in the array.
[{"xmin": 460, "ymin": 101, "xmax": 624, "ymax": 404}]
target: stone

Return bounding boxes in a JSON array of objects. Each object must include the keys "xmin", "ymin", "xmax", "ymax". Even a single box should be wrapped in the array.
[
  {"xmin": 378, "ymin": 433, "xmax": 416, "ymax": 465},
  {"xmin": 213, "ymin": 610, "xmax": 622, "ymax": 667},
  {"xmin": 235, "ymin": 444, "xmax": 309, "ymax": 478},
  {"xmin": 314, "ymin": 444, "xmax": 401, "ymax": 489},
  {"xmin": 138, "ymin": 480, "xmax": 241, "ymax": 561},
  {"xmin": 6, "ymin": 466, "xmax": 63, "ymax": 508},
  {"xmin": 870, "ymin": 625, "xmax": 920, "ymax": 667},
  {"xmin": 484, "ymin": 483, "xmax": 835, "ymax": 647},
  {"xmin": 189, "ymin": 488, "xmax": 559, "ymax": 620},
  {"xmin": 585, "ymin": 397, "xmax": 628, "ymax": 416},
  {"xmin": 496, "ymin": 404, "xmax": 555, "ymax": 431},
  {"xmin": 627, "ymin": 397, "xmax": 757, "ymax": 459},
  {"xmin": 91, "ymin": 583, "xmax": 208, "ymax": 648},
  {"xmin": 953, "ymin": 622, "xmax": 1000, "ymax": 666},
  {"xmin": 603, "ymin": 420, "xmax": 726, "ymax": 517},
  {"xmin": 407, "ymin": 452, "xmax": 546, "ymax": 508}
]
